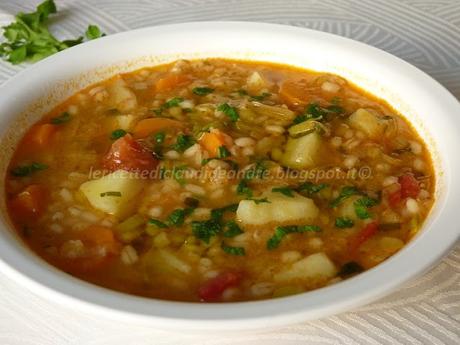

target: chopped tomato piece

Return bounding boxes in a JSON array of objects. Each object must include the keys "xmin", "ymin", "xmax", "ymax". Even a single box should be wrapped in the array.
[
  {"xmin": 102, "ymin": 134, "xmax": 158, "ymax": 173},
  {"xmin": 133, "ymin": 118, "xmax": 183, "ymax": 139},
  {"xmin": 155, "ymin": 74, "xmax": 191, "ymax": 93},
  {"xmin": 350, "ymin": 221, "xmax": 379, "ymax": 253},
  {"xmin": 388, "ymin": 190, "xmax": 402, "ymax": 208},
  {"xmin": 10, "ymin": 184, "xmax": 47, "ymax": 219},
  {"xmin": 198, "ymin": 271, "xmax": 242, "ymax": 302},
  {"xmin": 399, "ymin": 174, "xmax": 420, "ymax": 199}
]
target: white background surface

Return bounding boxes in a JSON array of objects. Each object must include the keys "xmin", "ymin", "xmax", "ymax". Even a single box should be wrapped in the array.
[{"xmin": 0, "ymin": 1, "xmax": 459, "ymax": 344}]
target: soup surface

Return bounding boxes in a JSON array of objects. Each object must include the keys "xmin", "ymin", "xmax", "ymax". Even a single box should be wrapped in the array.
[{"xmin": 5, "ymin": 59, "xmax": 434, "ymax": 302}]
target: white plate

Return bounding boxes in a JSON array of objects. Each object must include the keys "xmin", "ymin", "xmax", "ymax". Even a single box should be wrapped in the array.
[{"xmin": 0, "ymin": 22, "xmax": 459, "ymax": 332}]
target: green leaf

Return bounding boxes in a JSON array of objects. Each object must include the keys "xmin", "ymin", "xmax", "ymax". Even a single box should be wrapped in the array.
[
  {"xmin": 217, "ymin": 145, "xmax": 231, "ymax": 158},
  {"xmin": 236, "ymin": 180, "xmax": 252, "ymax": 198},
  {"xmin": 10, "ymin": 162, "xmax": 48, "ymax": 177},
  {"xmin": 50, "ymin": 112, "xmax": 71, "ymax": 125},
  {"xmin": 173, "ymin": 134, "xmax": 195, "ymax": 152},
  {"xmin": 297, "ymin": 182, "xmax": 328, "ymax": 196},
  {"xmin": 211, "ymin": 203, "xmax": 238, "ymax": 220},
  {"xmin": 217, "ymin": 103, "xmax": 239, "ymax": 122},
  {"xmin": 85, "ymin": 25, "xmax": 104, "ymax": 40},
  {"xmin": 110, "ymin": 129, "xmax": 127, "ymax": 140},
  {"xmin": 272, "ymin": 186, "xmax": 294, "ymax": 197},
  {"xmin": 354, "ymin": 196, "xmax": 379, "ymax": 219},
  {"xmin": 37, "ymin": 0, "xmax": 57, "ymax": 22},
  {"xmin": 8, "ymin": 46, "xmax": 27, "ymax": 64},
  {"xmin": 167, "ymin": 207, "xmax": 194, "ymax": 226},
  {"xmin": 191, "ymin": 219, "xmax": 222, "ymax": 244},
  {"xmin": 223, "ymin": 221, "xmax": 244, "ymax": 238},
  {"xmin": 330, "ymin": 186, "xmax": 360, "ymax": 208},
  {"xmin": 335, "ymin": 217, "xmax": 354, "ymax": 228},
  {"xmin": 267, "ymin": 225, "xmax": 321, "ymax": 250},
  {"xmin": 221, "ymin": 242, "xmax": 245, "ymax": 256},
  {"xmin": 165, "ymin": 97, "xmax": 184, "ymax": 108},
  {"xmin": 249, "ymin": 197, "xmax": 270, "ymax": 204},
  {"xmin": 250, "ymin": 92, "xmax": 271, "ymax": 101},
  {"xmin": 154, "ymin": 131, "xmax": 165, "ymax": 144},
  {"xmin": 192, "ymin": 87, "xmax": 214, "ymax": 96},
  {"xmin": 148, "ymin": 219, "xmax": 168, "ymax": 228}
]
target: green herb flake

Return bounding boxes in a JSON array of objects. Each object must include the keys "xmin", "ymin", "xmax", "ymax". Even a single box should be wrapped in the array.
[
  {"xmin": 10, "ymin": 162, "xmax": 48, "ymax": 177},
  {"xmin": 100, "ymin": 191, "xmax": 122, "ymax": 197},
  {"xmin": 167, "ymin": 207, "xmax": 194, "ymax": 226},
  {"xmin": 249, "ymin": 197, "xmax": 270, "ymax": 204},
  {"xmin": 267, "ymin": 225, "xmax": 321, "ymax": 250},
  {"xmin": 221, "ymin": 242, "xmax": 245, "ymax": 256},
  {"xmin": 217, "ymin": 145, "xmax": 231, "ymax": 158},
  {"xmin": 330, "ymin": 186, "xmax": 361, "ymax": 208},
  {"xmin": 192, "ymin": 87, "xmax": 214, "ymax": 96},
  {"xmin": 148, "ymin": 219, "xmax": 168, "ymax": 229},
  {"xmin": 297, "ymin": 182, "xmax": 328, "ymax": 196},
  {"xmin": 191, "ymin": 219, "xmax": 222, "ymax": 244},
  {"xmin": 272, "ymin": 186, "xmax": 294, "ymax": 197},
  {"xmin": 236, "ymin": 180, "xmax": 253, "ymax": 198},
  {"xmin": 164, "ymin": 97, "xmax": 184, "ymax": 108},
  {"xmin": 211, "ymin": 203, "xmax": 238, "ymax": 220},
  {"xmin": 335, "ymin": 217, "xmax": 354, "ymax": 228},
  {"xmin": 223, "ymin": 221, "xmax": 244, "ymax": 238},
  {"xmin": 354, "ymin": 196, "xmax": 379, "ymax": 220},
  {"xmin": 154, "ymin": 131, "xmax": 166, "ymax": 144},
  {"xmin": 50, "ymin": 112, "xmax": 71, "ymax": 125},
  {"xmin": 85, "ymin": 25, "xmax": 105, "ymax": 40},
  {"xmin": 217, "ymin": 103, "xmax": 239, "ymax": 122},
  {"xmin": 110, "ymin": 129, "xmax": 127, "ymax": 140},
  {"xmin": 250, "ymin": 92, "xmax": 271, "ymax": 101},
  {"xmin": 173, "ymin": 134, "xmax": 195, "ymax": 152},
  {"xmin": 172, "ymin": 165, "xmax": 188, "ymax": 185}
]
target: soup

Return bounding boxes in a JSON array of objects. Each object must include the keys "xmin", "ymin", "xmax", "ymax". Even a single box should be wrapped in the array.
[{"xmin": 5, "ymin": 59, "xmax": 434, "ymax": 302}]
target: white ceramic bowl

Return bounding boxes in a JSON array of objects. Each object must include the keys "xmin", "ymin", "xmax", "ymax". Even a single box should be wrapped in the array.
[{"xmin": 0, "ymin": 22, "xmax": 459, "ymax": 332}]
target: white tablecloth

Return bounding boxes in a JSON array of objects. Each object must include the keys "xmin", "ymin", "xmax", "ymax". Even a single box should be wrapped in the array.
[{"xmin": 0, "ymin": 1, "xmax": 459, "ymax": 344}]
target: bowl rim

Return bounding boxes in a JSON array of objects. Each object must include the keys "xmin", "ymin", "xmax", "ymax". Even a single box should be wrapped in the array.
[{"xmin": 0, "ymin": 21, "xmax": 459, "ymax": 331}]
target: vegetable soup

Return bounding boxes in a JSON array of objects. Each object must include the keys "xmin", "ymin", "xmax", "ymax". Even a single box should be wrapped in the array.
[{"xmin": 5, "ymin": 59, "xmax": 434, "ymax": 302}]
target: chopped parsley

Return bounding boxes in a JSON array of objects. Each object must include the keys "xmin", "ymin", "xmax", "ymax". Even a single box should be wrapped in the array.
[
  {"xmin": 192, "ymin": 87, "xmax": 214, "ymax": 96},
  {"xmin": 211, "ymin": 203, "xmax": 238, "ymax": 220},
  {"xmin": 292, "ymin": 102, "xmax": 344, "ymax": 125},
  {"xmin": 297, "ymin": 182, "xmax": 328, "ymax": 196},
  {"xmin": 236, "ymin": 179, "xmax": 253, "ymax": 198},
  {"xmin": 50, "ymin": 112, "xmax": 71, "ymax": 125},
  {"xmin": 10, "ymin": 162, "xmax": 48, "ymax": 177},
  {"xmin": 217, "ymin": 103, "xmax": 239, "ymax": 122},
  {"xmin": 221, "ymin": 242, "xmax": 245, "ymax": 256},
  {"xmin": 154, "ymin": 132, "xmax": 165, "ymax": 144},
  {"xmin": 110, "ymin": 129, "xmax": 127, "ymax": 140},
  {"xmin": 335, "ymin": 217, "xmax": 354, "ymax": 228},
  {"xmin": 148, "ymin": 219, "xmax": 168, "ymax": 229},
  {"xmin": 167, "ymin": 207, "xmax": 194, "ymax": 226},
  {"xmin": 330, "ymin": 186, "xmax": 361, "ymax": 207},
  {"xmin": 173, "ymin": 134, "xmax": 195, "ymax": 152},
  {"xmin": 354, "ymin": 196, "xmax": 379, "ymax": 219},
  {"xmin": 250, "ymin": 92, "xmax": 271, "ymax": 101},
  {"xmin": 191, "ymin": 219, "xmax": 222, "ymax": 244},
  {"xmin": 100, "ymin": 191, "xmax": 122, "ymax": 197},
  {"xmin": 172, "ymin": 165, "xmax": 188, "ymax": 185},
  {"xmin": 249, "ymin": 197, "xmax": 270, "ymax": 204},
  {"xmin": 85, "ymin": 24, "xmax": 105, "ymax": 40},
  {"xmin": 223, "ymin": 221, "xmax": 244, "ymax": 238},
  {"xmin": 267, "ymin": 225, "xmax": 321, "ymax": 250},
  {"xmin": 217, "ymin": 146, "xmax": 231, "ymax": 158},
  {"xmin": 272, "ymin": 186, "xmax": 295, "ymax": 197},
  {"xmin": 164, "ymin": 97, "xmax": 184, "ymax": 108}
]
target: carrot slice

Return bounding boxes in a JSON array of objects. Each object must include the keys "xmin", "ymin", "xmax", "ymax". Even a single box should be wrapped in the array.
[
  {"xmin": 132, "ymin": 118, "xmax": 183, "ymax": 138},
  {"xmin": 279, "ymin": 79, "xmax": 311, "ymax": 106},
  {"xmin": 199, "ymin": 130, "xmax": 227, "ymax": 157},
  {"xmin": 79, "ymin": 225, "xmax": 120, "ymax": 254},
  {"xmin": 10, "ymin": 184, "xmax": 47, "ymax": 219},
  {"xmin": 23, "ymin": 124, "xmax": 57, "ymax": 148},
  {"xmin": 155, "ymin": 74, "xmax": 191, "ymax": 93}
]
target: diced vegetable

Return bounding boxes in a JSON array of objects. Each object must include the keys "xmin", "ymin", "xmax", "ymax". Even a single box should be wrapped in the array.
[
  {"xmin": 199, "ymin": 130, "xmax": 227, "ymax": 157},
  {"xmin": 399, "ymin": 174, "xmax": 420, "ymax": 198},
  {"xmin": 79, "ymin": 225, "xmax": 120, "ymax": 254},
  {"xmin": 236, "ymin": 192, "xmax": 319, "ymax": 226},
  {"xmin": 143, "ymin": 249, "xmax": 191, "ymax": 276},
  {"xmin": 102, "ymin": 134, "xmax": 158, "ymax": 173},
  {"xmin": 155, "ymin": 74, "xmax": 191, "ymax": 93},
  {"xmin": 107, "ymin": 77, "xmax": 137, "ymax": 112},
  {"xmin": 115, "ymin": 214, "xmax": 145, "ymax": 243},
  {"xmin": 79, "ymin": 169, "xmax": 144, "ymax": 217},
  {"xmin": 347, "ymin": 108, "xmax": 383, "ymax": 138},
  {"xmin": 23, "ymin": 124, "xmax": 56, "ymax": 148},
  {"xmin": 248, "ymin": 102, "xmax": 295, "ymax": 126},
  {"xmin": 9, "ymin": 184, "xmax": 47, "ymax": 219},
  {"xmin": 198, "ymin": 271, "xmax": 242, "ymax": 301},
  {"xmin": 274, "ymin": 252, "xmax": 337, "ymax": 283},
  {"xmin": 337, "ymin": 196, "xmax": 361, "ymax": 221},
  {"xmin": 246, "ymin": 71, "xmax": 266, "ymax": 93},
  {"xmin": 288, "ymin": 120, "xmax": 321, "ymax": 137},
  {"xmin": 133, "ymin": 118, "xmax": 183, "ymax": 138},
  {"xmin": 279, "ymin": 132, "xmax": 322, "ymax": 169},
  {"xmin": 349, "ymin": 221, "xmax": 379, "ymax": 252},
  {"xmin": 115, "ymin": 114, "xmax": 136, "ymax": 131}
]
